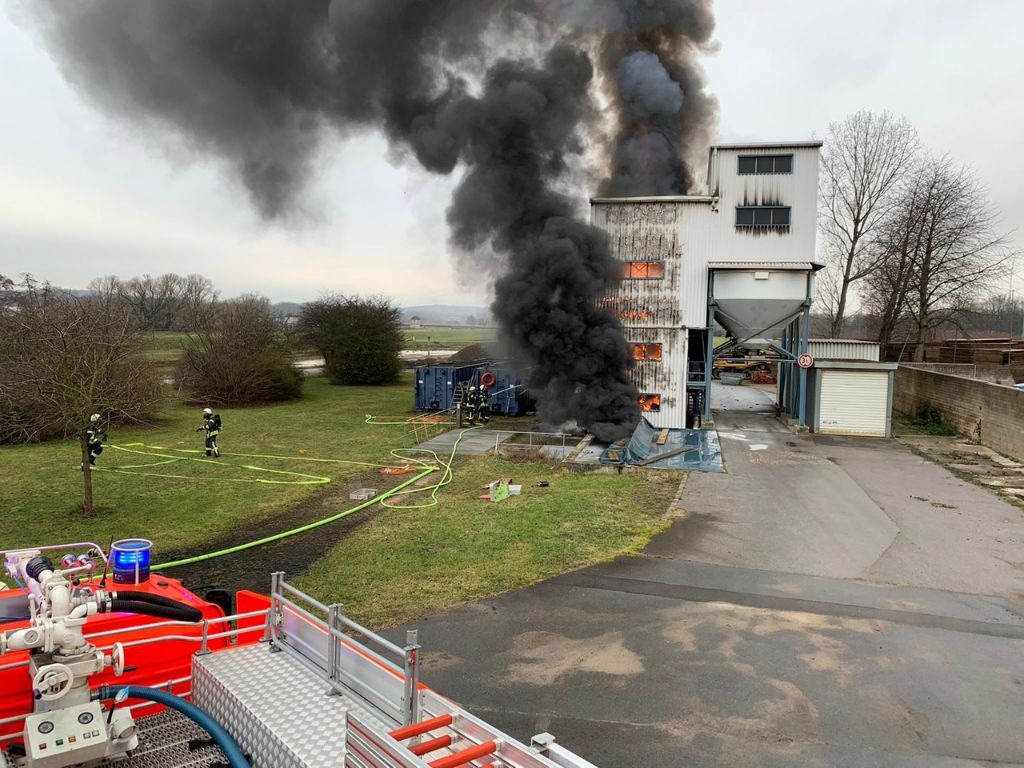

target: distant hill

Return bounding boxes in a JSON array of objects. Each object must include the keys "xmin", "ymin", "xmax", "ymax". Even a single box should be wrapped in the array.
[{"xmin": 402, "ymin": 305, "xmax": 493, "ymax": 325}]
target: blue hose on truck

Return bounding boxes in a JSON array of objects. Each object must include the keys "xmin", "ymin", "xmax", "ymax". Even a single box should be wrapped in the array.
[{"xmin": 97, "ymin": 685, "xmax": 250, "ymax": 768}]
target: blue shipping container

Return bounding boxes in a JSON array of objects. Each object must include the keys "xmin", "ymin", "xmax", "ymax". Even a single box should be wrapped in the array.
[{"xmin": 414, "ymin": 365, "xmax": 528, "ymax": 416}]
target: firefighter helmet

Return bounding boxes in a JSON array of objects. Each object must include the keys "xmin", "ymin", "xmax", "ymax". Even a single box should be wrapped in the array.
[
  {"xmin": 90, "ymin": 413, "xmax": 101, "ymax": 423},
  {"xmin": 202, "ymin": 408, "xmax": 213, "ymax": 415}
]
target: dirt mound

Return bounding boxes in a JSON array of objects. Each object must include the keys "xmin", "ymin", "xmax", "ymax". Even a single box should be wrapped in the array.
[{"xmin": 450, "ymin": 341, "xmax": 498, "ymax": 364}]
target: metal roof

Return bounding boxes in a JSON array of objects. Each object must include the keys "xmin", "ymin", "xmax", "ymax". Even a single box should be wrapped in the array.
[
  {"xmin": 589, "ymin": 195, "xmax": 716, "ymax": 205},
  {"xmin": 710, "ymin": 140, "xmax": 823, "ymax": 151},
  {"xmin": 707, "ymin": 261, "xmax": 824, "ymax": 271},
  {"xmin": 809, "ymin": 338, "xmax": 879, "ymax": 345},
  {"xmin": 813, "ymin": 360, "xmax": 898, "ymax": 370}
]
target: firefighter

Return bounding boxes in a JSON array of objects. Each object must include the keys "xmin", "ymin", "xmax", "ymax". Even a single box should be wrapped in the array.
[
  {"xmin": 477, "ymin": 384, "xmax": 491, "ymax": 424},
  {"xmin": 83, "ymin": 413, "xmax": 105, "ymax": 466},
  {"xmin": 196, "ymin": 407, "xmax": 222, "ymax": 457},
  {"xmin": 464, "ymin": 386, "xmax": 478, "ymax": 425}
]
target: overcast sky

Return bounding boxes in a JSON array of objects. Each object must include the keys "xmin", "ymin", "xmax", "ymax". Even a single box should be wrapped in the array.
[{"xmin": 1, "ymin": 0, "xmax": 1020, "ymax": 306}]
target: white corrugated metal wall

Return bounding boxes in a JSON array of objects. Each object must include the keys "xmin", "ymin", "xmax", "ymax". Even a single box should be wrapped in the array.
[
  {"xmin": 625, "ymin": 328, "xmax": 688, "ymax": 429},
  {"xmin": 706, "ymin": 145, "xmax": 821, "ymax": 266},
  {"xmin": 593, "ymin": 202, "xmax": 689, "ymax": 428},
  {"xmin": 817, "ymin": 370, "xmax": 889, "ymax": 436},
  {"xmin": 674, "ymin": 202, "xmax": 718, "ymax": 328},
  {"xmin": 808, "ymin": 340, "xmax": 881, "ymax": 362}
]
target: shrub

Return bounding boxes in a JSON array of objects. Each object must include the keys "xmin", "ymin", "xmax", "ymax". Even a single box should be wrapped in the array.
[
  {"xmin": 299, "ymin": 296, "xmax": 403, "ymax": 386},
  {"xmin": 911, "ymin": 405, "xmax": 959, "ymax": 436},
  {"xmin": 179, "ymin": 295, "xmax": 303, "ymax": 404}
]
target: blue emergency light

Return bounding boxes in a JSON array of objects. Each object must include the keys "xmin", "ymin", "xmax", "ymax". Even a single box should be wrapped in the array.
[{"xmin": 110, "ymin": 538, "xmax": 153, "ymax": 585}]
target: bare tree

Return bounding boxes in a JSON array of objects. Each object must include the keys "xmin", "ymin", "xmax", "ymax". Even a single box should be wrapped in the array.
[
  {"xmin": 0, "ymin": 278, "xmax": 162, "ymax": 515},
  {"xmin": 174, "ymin": 273, "xmax": 218, "ymax": 331},
  {"xmin": 862, "ymin": 169, "xmax": 933, "ymax": 347},
  {"xmin": 812, "ymin": 265, "xmax": 842, "ymax": 331},
  {"xmin": 969, "ymin": 291, "xmax": 1024, "ymax": 338},
  {"xmin": 899, "ymin": 156, "xmax": 1015, "ymax": 359},
  {"xmin": 820, "ymin": 110, "xmax": 919, "ymax": 336},
  {"xmin": 87, "ymin": 272, "xmax": 218, "ymax": 332}
]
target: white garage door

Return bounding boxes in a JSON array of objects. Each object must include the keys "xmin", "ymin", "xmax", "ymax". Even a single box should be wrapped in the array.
[{"xmin": 818, "ymin": 370, "xmax": 889, "ymax": 436}]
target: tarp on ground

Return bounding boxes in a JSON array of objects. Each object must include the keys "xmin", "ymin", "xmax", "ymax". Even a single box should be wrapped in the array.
[{"xmin": 618, "ymin": 419, "xmax": 724, "ymax": 472}]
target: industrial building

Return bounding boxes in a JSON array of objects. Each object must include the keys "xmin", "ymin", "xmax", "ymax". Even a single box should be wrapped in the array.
[{"xmin": 592, "ymin": 140, "xmax": 824, "ymax": 430}]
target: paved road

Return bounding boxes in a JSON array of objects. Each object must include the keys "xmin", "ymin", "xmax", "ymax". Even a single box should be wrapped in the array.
[{"xmin": 392, "ymin": 391, "xmax": 1024, "ymax": 767}]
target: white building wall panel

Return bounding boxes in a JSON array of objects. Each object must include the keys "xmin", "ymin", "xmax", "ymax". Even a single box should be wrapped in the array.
[
  {"xmin": 593, "ymin": 202, "xmax": 683, "ymax": 330},
  {"xmin": 818, "ymin": 370, "xmax": 889, "ymax": 436},
  {"xmin": 626, "ymin": 327, "xmax": 688, "ymax": 429},
  {"xmin": 707, "ymin": 146, "xmax": 820, "ymax": 265},
  {"xmin": 592, "ymin": 202, "xmax": 690, "ymax": 428},
  {"xmin": 674, "ymin": 203, "xmax": 718, "ymax": 328}
]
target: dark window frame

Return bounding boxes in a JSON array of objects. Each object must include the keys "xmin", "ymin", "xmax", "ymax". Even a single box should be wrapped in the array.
[
  {"xmin": 737, "ymin": 154, "xmax": 794, "ymax": 175},
  {"xmin": 735, "ymin": 206, "xmax": 792, "ymax": 229}
]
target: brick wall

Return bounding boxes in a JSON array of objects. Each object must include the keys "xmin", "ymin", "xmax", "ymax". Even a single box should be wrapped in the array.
[{"xmin": 894, "ymin": 366, "xmax": 1024, "ymax": 461}]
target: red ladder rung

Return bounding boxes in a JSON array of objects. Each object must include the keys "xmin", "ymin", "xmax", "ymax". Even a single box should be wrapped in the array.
[
  {"xmin": 429, "ymin": 741, "xmax": 497, "ymax": 768},
  {"xmin": 390, "ymin": 714, "xmax": 454, "ymax": 741},
  {"xmin": 410, "ymin": 735, "xmax": 453, "ymax": 756}
]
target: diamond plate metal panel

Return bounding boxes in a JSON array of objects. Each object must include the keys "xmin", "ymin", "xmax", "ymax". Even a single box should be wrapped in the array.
[{"xmin": 194, "ymin": 645, "xmax": 349, "ymax": 768}]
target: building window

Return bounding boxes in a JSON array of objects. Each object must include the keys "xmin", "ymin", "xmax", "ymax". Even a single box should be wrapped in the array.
[
  {"xmin": 737, "ymin": 154, "xmax": 794, "ymax": 175},
  {"xmin": 736, "ymin": 206, "xmax": 792, "ymax": 229},
  {"xmin": 623, "ymin": 261, "xmax": 665, "ymax": 279},
  {"xmin": 632, "ymin": 343, "xmax": 663, "ymax": 361},
  {"xmin": 638, "ymin": 393, "xmax": 662, "ymax": 412}
]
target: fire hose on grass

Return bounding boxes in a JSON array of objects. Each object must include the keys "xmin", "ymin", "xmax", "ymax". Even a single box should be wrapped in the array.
[
  {"xmin": 95, "ymin": 443, "xmax": 414, "ymax": 485},
  {"xmin": 149, "ymin": 426, "xmax": 480, "ymax": 571}
]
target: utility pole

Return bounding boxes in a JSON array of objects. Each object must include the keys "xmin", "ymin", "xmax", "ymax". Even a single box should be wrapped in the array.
[
  {"xmin": 1008, "ymin": 258, "xmax": 1017, "ymax": 341},
  {"xmin": 1011, "ymin": 259, "xmax": 1022, "ymax": 342}
]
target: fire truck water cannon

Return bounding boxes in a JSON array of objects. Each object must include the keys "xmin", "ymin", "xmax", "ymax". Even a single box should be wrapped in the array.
[{"xmin": 1, "ymin": 547, "xmax": 203, "ymax": 767}]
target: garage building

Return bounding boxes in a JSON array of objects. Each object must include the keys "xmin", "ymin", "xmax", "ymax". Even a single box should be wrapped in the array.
[{"xmin": 804, "ymin": 359, "xmax": 897, "ymax": 438}]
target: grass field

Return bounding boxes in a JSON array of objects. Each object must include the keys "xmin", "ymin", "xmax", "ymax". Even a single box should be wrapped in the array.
[
  {"xmin": 0, "ymin": 372, "xmax": 679, "ymax": 628},
  {"xmin": 140, "ymin": 331, "xmax": 195, "ymax": 377},
  {"xmin": 297, "ymin": 460, "xmax": 677, "ymax": 628},
  {"xmin": 403, "ymin": 326, "xmax": 495, "ymax": 350},
  {"xmin": 0, "ymin": 376, "xmax": 422, "ymax": 556}
]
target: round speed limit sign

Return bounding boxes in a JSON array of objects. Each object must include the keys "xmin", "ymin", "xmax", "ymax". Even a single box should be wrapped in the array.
[{"xmin": 797, "ymin": 353, "xmax": 814, "ymax": 369}]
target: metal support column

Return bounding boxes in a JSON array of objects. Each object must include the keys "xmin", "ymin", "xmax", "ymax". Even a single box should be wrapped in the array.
[
  {"xmin": 704, "ymin": 270, "xmax": 716, "ymax": 425},
  {"xmin": 402, "ymin": 629, "xmax": 421, "ymax": 727},
  {"xmin": 789, "ymin": 319, "xmax": 799, "ymax": 419},
  {"xmin": 326, "ymin": 602, "xmax": 343, "ymax": 692},
  {"xmin": 778, "ymin": 324, "xmax": 789, "ymax": 415},
  {"xmin": 798, "ymin": 304, "xmax": 811, "ymax": 428}
]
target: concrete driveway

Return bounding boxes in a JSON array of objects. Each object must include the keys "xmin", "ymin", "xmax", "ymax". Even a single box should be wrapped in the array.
[{"xmin": 391, "ymin": 392, "xmax": 1024, "ymax": 767}]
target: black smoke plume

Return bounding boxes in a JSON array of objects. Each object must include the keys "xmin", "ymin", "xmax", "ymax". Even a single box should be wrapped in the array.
[
  {"xmin": 597, "ymin": 0, "xmax": 718, "ymax": 196},
  {"xmin": 24, "ymin": 0, "xmax": 716, "ymax": 439}
]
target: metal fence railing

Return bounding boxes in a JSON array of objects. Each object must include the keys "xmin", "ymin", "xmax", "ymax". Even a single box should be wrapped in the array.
[
  {"xmin": 491, "ymin": 430, "xmax": 574, "ymax": 455},
  {"xmin": 268, "ymin": 572, "xmax": 421, "ymax": 728}
]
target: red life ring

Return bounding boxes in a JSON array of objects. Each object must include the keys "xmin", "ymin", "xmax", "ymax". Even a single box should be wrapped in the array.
[{"xmin": 480, "ymin": 371, "xmax": 497, "ymax": 387}]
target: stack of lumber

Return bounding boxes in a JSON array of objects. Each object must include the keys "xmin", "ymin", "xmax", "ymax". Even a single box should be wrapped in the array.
[{"xmin": 885, "ymin": 337, "xmax": 1024, "ymax": 364}]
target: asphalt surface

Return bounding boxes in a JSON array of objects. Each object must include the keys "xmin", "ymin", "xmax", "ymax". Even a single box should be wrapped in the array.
[{"xmin": 391, "ymin": 385, "xmax": 1024, "ymax": 767}]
